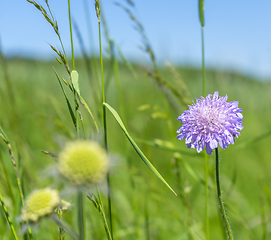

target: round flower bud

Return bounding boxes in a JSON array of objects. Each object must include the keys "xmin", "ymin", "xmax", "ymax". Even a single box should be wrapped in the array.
[
  {"xmin": 21, "ymin": 188, "xmax": 60, "ymax": 222},
  {"xmin": 58, "ymin": 140, "xmax": 108, "ymax": 185}
]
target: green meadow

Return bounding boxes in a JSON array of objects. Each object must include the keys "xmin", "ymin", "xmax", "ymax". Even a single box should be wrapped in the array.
[{"xmin": 1, "ymin": 1, "xmax": 271, "ymax": 240}]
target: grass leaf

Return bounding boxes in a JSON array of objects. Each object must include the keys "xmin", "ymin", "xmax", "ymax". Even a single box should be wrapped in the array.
[
  {"xmin": 87, "ymin": 194, "xmax": 112, "ymax": 240},
  {"xmin": 53, "ymin": 68, "xmax": 77, "ymax": 128},
  {"xmin": 104, "ymin": 102, "xmax": 177, "ymax": 196},
  {"xmin": 70, "ymin": 70, "xmax": 99, "ymax": 132},
  {"xmin": 71, "ymin": 70, "xmax": 80, "ymax": 95},
  {"xmin": 78, "ymin": 94, "xmax": 99, "ymax": 132}
]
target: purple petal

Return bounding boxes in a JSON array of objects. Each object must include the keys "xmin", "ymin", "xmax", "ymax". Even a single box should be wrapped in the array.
[{"xmin": 176, "ymin": 91, "xmax": 243, "ymax": 154}]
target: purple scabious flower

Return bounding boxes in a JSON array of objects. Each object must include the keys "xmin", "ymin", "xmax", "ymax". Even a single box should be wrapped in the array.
[{"xmin": 177, "ymin": 91, "xmax": 243, "ymax": 155}]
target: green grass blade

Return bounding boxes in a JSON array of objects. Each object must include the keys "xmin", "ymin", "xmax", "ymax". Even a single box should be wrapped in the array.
[
  {"xmin": 87, "ymin": 194, "xmax": 112, "ymax": 240},
  {"xmin": 53, "ymin": 68, "xmax": 76, "ymax": 128},
  {"xmin": 78, "ymin": 95, "xmax": 99, "ymax": 132},
  {"xmin": 103, "ymin": 102, "xmax": 177, "ymax": 196},
  {"xmin": 0, "ymin": 125, "xmax": 8, "ymax": 140}
]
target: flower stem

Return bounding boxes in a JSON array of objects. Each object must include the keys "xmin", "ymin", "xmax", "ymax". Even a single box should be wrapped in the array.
[
  {"xmin": 67, "ymin": 0, "xmax": 80, "ymax": 138},
  {"xmin": 215, "ymin": 148, "xmax": 234, "ymax": 240},
  {"xmin": 57, "ymin": 209, "xmax": 65, "ymax": 240},
  {"xmin": 204, "ymin": 152, "xmax": 209, "ymax": 239},
  {"xmin": 201, "ymin": 26, "xmax": 206, "ymax": 97},
  {"xmin": 199, "ymin": 0, "xmax": 208, "ymax": 237},
  {"xmin": 96, "ymin": 2, "xmax": 113, "ymax": 238},
  {"xmin": 78, "ymin": 189, "xmax": 85, "ymax": 240}
]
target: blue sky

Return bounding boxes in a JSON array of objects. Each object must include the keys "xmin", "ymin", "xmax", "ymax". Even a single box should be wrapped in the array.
[{"xmin": 1, "ymin": 0, "xmax": 271, "ymax": 78}]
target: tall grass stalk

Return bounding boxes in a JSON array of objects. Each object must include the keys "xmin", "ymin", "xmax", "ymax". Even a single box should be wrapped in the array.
[
  {"xmin": 67, "ymin": 0, "xmax": 79, "ymax": 135},
  {"xmin": 0, "ymin": 128, "xmax": 33, "ymax": 240},
  {"xmin": 78, "ymin": 190, "xmax": 85, "ymax": 240},
  {"xmin": 57, "ymin": 209, "xmax": 65, "ymax": 240},
  {"xmin": 201, "ymin": 27, "xmax": 206, "ymax": 97},
  {"xmin": 113, "ymin": 53, "xmax": 141, "ymax": 239},
  {"xmin": 215, "ymin": 148, "xmax": 233, "ymax": 240},
  {"xmin": 0, "ymin": 130, "xmax": 24, "ymax": 205},
  {"xmin": 87, "ymin": 191, "xmax": 112, "ymax": 240},
  {"xmin": 67, "ymin": 1, "xmax": 85, "ymax": 239},
  {"xmin": 102, "ymin": 8, "xmax": 141, "ymax": 234},
  {"xmin": 82, "ymin": 0, "xmax": 101, "ymax": 107},
  {"xmin": 111, "ymin": 44, "xmax": 141, "ymax": 238},
  {"xmin": 95, "ymin": 1, "xmax": 113, "ymax": 238},
  {"xmin": 68, "ymin": 0, "xmax": 75, "ymax": 71},
  {"xmin": 198, "ymin": 1, "xmax": 209, "ymax": 239},
  {"xmin": 0, "ymin": 150, "xmax": 15, "ymax": 205},
  {"xmin": 144, "ymin": 195, "xmax": 150, "ymax": 240},
  {"xmin": 0, "ymin": 192, "xmax": 18, "ymax": 240},
  {"xmin": 116, "ymin": 2, "xmax": 186, "ymax": 107},
  {"xmin": 26, "ymin": 0, "xmax": 70, "ymax": 72},
  {"xmin": 72, "ymin": 19, "xmax": 100, "ymax": 111}
]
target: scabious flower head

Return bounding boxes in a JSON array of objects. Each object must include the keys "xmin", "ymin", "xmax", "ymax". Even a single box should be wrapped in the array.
[
  {"xmin": 177, "ymin": 91, "xmax": 243, "ymax": 155},
  {"xmin": 58, "ymin": 140, "xmax": 108, "ymax": 186},
  {"xmin": 21, "ymin": 188, "xmax": 60, "ymax": 222}
]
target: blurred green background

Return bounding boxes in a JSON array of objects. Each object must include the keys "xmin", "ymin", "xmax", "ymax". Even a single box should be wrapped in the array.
[{"xmin": 0, "ymin": 55, "xmax": 271, "ymax": 239}]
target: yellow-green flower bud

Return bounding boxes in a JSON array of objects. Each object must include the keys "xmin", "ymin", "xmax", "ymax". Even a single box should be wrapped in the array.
[
  {"xmin": 58, "ymin": 140, "xmax": 108, "ymax": 185},
  {"xmin": 21, "ymin": 188, "xmax": 60, "ymax": 222}
]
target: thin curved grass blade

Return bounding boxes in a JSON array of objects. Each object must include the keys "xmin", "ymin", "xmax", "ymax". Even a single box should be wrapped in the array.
[
  {"xmin": 0, "ymin": 125, "xmax": 8, "ymax": 140},
  {"xmin": 53, "ymin": 68, "xmax": 76, "ymax": 128},
  {"xmin": 78, "ymin": 95, "xmax": 99, "ymax": 132},
  {"xmin": 104, "ymin": 102, "xmax": 177, "ymax": 196},
  {"xmin": 87, "ymin": 194, "xmax": 112, "ymax": 240}
]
